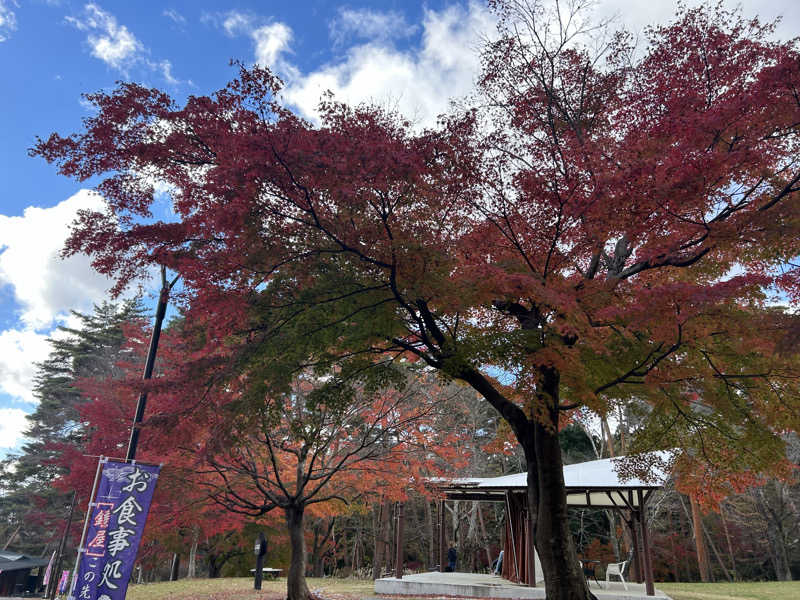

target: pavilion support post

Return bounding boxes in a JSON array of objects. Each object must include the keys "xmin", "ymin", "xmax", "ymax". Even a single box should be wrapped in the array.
[
  {"xmin": 637, "ymin": 491, "xmax": 655, "ymax": 596},
  {"xmin": 630, "ymin": 512, "xmax": 644, "ymax": 584},
  {"xmin": 395, "ymin": 502, "xmax": 405, "ymax": 579},
  {"xmin": 438, "ymin": 500, "xmax": 446, "ymax": 572},
  {"xmin": 526, "ymin": 507, "xmax": 536, "ymax": 586}
]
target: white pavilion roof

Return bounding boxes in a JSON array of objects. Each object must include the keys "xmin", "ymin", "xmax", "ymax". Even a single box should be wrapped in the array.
[{"xmin": 437, "ymin": 453, "xmax": 670, "ymax": 509}]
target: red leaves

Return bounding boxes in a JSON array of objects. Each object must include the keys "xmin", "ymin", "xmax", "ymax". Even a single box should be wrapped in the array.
[{"xmin": 32, "ymin": 2, "xmax": 800, "ymax": 511}]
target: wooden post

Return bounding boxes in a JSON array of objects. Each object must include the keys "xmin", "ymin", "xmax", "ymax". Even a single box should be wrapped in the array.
[
  {"xmin": 438, "ymin": 499, "xmax": 446, "ymax": 572},
  {"xmin": 525, "ymin": 507, "xmax": 536, "ymax": 586},
  {"xmin": 630, "ymin": 512, "xmax": 643, "ymax": 584},
  {"xmin": 638, "ymin": 491, "xmax": 655, "ymax": 596},
  {"xmin": 395, "ymin": 503, "xmax": 405, "ymax": 579}
]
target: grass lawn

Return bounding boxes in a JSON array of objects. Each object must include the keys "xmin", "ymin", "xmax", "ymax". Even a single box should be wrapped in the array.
[
  {"xmin": 127, "ymin": 577, "xmax": 375, "ymax": 600},
  {"xmin": 658, "ymin": 581, "xmax": 800, "ymax": 600},
  {"xmin": 126, "ymin": 577, "xmax": 800, "ymax": 600}
]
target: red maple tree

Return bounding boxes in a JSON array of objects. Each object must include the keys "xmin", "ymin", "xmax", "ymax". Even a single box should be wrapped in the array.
[{"xmin": 33, "ymin": 3, "xmax": 800, "ymax": 598}]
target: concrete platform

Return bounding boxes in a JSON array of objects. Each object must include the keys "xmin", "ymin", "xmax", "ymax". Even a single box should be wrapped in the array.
[{"xmin": 374, "ymin": 572, "xmax": 671, "ymax": 600}]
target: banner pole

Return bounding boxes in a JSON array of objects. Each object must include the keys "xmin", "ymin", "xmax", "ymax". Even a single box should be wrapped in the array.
[{"xmin": 67, "ymin": 456, "xmax": 106, "ymax": 600}]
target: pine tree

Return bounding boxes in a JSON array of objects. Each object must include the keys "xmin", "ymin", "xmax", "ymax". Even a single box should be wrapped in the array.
[{"xmin": 0, "ymin": 299, "xmax": 146, "ymax": 554}]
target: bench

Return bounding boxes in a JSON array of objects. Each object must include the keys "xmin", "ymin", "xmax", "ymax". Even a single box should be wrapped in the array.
[{"xmin": 250, "ymin": 567, "xmax": 283, "ymax": 579}]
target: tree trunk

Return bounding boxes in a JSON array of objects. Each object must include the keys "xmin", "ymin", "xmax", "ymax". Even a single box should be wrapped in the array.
[
  {"xmin": 669, "ymin": 530, "xmax": 680, "ymax": 582},
  {"xmin": 187, "ymin": 527, "xmax": 199, "ymax": 578},
  {"xmin": 719, "ymin": 504, "xmax": 737, "ymax": 581},
  {"xmin": 2, "ymin": 523, "xmax": 22, "ymax": 550},
  {"xmin": 754, "ymin": 486, "xmax": 792, "ymax": 581},
  {"xmin": 372, "ymin": 502, "xmax": 383, "ymax": 579},
  {"xmin": 208, "ymin": 557, "xmax": 221, "ymax": 579},
  {"xmin": 689, "ymin": 496, "xmax": 711, "ymax": 582},
  {"xmin": 477, "ymin": 504, "xmax": 493, "ymax": 568},
  {"xmin": 372, "ymin": 498, "xmax": 391, "ymax": 579},
  {"xmin": 467, "ymin": 502, "xmax": 478, "ymax": 571},
  {"xmin": 169, "ymin": 553, "xmax": 180, "ymax": 581},
  {"xmin": 285, "ymin": 504, "xmax": 310, "ymax": 600},
  {"xmin": 352, "ymin": 521, "xmax": 362, "ymax": 573},
  {"xmin": 451, "ymin": 500, "xmax": 460, "ymax": 556},
  {"xmin": 528, "ymin": 368, "xmax": 595, "ymax": 600},
  {"xmin": 764, "ymin": 514, "xmax": 792, "ymax": 581},
  {"xmin": 424, "ymin": 500, "xmax": 435, "ymax": 569},
  {"xmin": 698, "ymin": 514, "xmax": 732, "ymax": 582},
  {"xmin": 310, "ymin": 518, "xmax": 331, "ymax": 578}
]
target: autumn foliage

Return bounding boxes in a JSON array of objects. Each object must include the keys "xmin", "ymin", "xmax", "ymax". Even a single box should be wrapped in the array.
[{"xmin": 32, "ymin": 2, "xmax": 800, "ymax": 597}]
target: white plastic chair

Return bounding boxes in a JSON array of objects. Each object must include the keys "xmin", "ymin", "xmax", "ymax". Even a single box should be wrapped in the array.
[{"xmin": 605, "ymin": 561, "xmax": 628, "ymax": 590}]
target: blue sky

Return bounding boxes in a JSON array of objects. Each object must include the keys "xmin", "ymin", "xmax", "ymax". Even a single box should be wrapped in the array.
[{"xmin": 1, "ymin": 0, "xmax": 797, "ymax": 455}]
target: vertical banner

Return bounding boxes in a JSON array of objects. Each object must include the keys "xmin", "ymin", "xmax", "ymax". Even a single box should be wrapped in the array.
[
  {"xmin": 69, "ymin": 461, "xmax": 160, "ymax": 600},
  {"xmin": 58, "ymin": 571, "xmax": 70, "ymax": 595},
  {"xmin": 43, "ymin": 550, "xmax": 56, "ymax": 587}
]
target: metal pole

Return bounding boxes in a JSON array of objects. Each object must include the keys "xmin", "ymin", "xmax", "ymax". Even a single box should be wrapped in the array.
[
  {"xmin": 394, "ymin": 503, "xmax": 405, "ymax": 579},
  {"xmin": 48, "ymin": 491, "xmax": 77, "ymax": 600},
  {"xmin": 67, "ymin": 457, "xmax": 105, "ymax": 600},
  {"xmin": 126, "ymin": 268, "xmax": 176, "ymax": 461}
]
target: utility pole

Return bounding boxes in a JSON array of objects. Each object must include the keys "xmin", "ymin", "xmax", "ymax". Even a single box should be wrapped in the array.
[
  {"xmin": 126, "ymin": 266, "xmax": 179, "ymax": 461},
  {"xmin": 47, "ymin": 491, "xmax": 76, "ymax": 600}
]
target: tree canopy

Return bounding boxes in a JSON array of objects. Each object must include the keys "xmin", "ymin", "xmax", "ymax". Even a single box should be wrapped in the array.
[{"xmin": 32, "ymin": 3, "xmax": 800, "ymax": 598}]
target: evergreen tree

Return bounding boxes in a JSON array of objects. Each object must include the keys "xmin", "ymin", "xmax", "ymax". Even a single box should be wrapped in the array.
[{"xmin": 0, "ymin": 299, "xmax": 146, "ymax": 554}]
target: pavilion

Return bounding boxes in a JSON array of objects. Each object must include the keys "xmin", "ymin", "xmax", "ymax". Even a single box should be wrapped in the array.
[{"xmin": 376, "ymin": 455, "xmax": 669, "ymax": 599}]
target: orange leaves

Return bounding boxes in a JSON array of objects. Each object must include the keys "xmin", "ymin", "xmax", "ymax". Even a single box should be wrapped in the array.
[{"xmin": 29, "ymin": 5, "xmax": 800, "ymax": 557}]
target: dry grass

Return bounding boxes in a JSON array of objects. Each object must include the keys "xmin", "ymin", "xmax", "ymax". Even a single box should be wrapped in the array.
[
  {"xmin": 127, "ymin": 577, "xmax": 374, "ymax": 600},
  {"xmin": 658, "ymin": 581, "xmax": 800, "ymax": 600}
]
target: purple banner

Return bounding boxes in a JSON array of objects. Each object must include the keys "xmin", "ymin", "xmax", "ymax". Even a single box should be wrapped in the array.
[{"xmin": 69, "ymin": 460, "xmax": 160, "ymax": 600}]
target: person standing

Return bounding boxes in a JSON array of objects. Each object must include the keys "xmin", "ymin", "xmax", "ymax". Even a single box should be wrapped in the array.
[{"xmin": 446, "ymin": 542, "xmax": 457, "ymax": 572}]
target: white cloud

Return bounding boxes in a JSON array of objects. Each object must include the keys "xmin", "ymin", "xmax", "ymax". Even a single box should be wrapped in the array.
[
  {"xmin": 0, "ymin": 0, "xmax": 18, "ymax": 42},
  {"xmin": 221, "ymin": 11, "xmax": 252, "ymax": 36},
  {"xmin": 163, "ymin": 8, "xmax": 186, "ymax": 26},
  {"xmin": 283, "ymin": 2, "xmax": 495, "ymax": 127},
  {"xmin": 0, "ymin": 192, "xmax": 158, "ymax": 410},
  {"xmin": 215, "ymin": 11, "xmax": 294, "ymax": 71},
  {"xmin": 0, "ymin": 190, "xmax": 115, "ymax": 330},
  {"xmin": 329, "ymin": 7, "xmax": 418, "ymax": 46},
  {"xmin": 0, "ymin": 407, "xmax": 29, "ymax": 450},
  {"xmin": 282, "ymin": 0, "xmax": 800, "ymax": 127},
  {"xmin": 0, "ymin": 329, "xmax": 50, "ymax": 405},
  {"xmin": 66, "ymin": 4, "xmax": 143, "ymax": 72},
  {"xmin": 252, "ymin": 23, "xmax": 293, "ymax": 69},
  {"xmin": 158, "ymin": 59, "xmax": 179, "ymax": 85},
  {"xmin": 595, "ymin": 0, "xmax": 800, "ymax": 42},
  {"xmin": 66, "ymin": 4, "xmax": 184, "ymax": 85}
]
